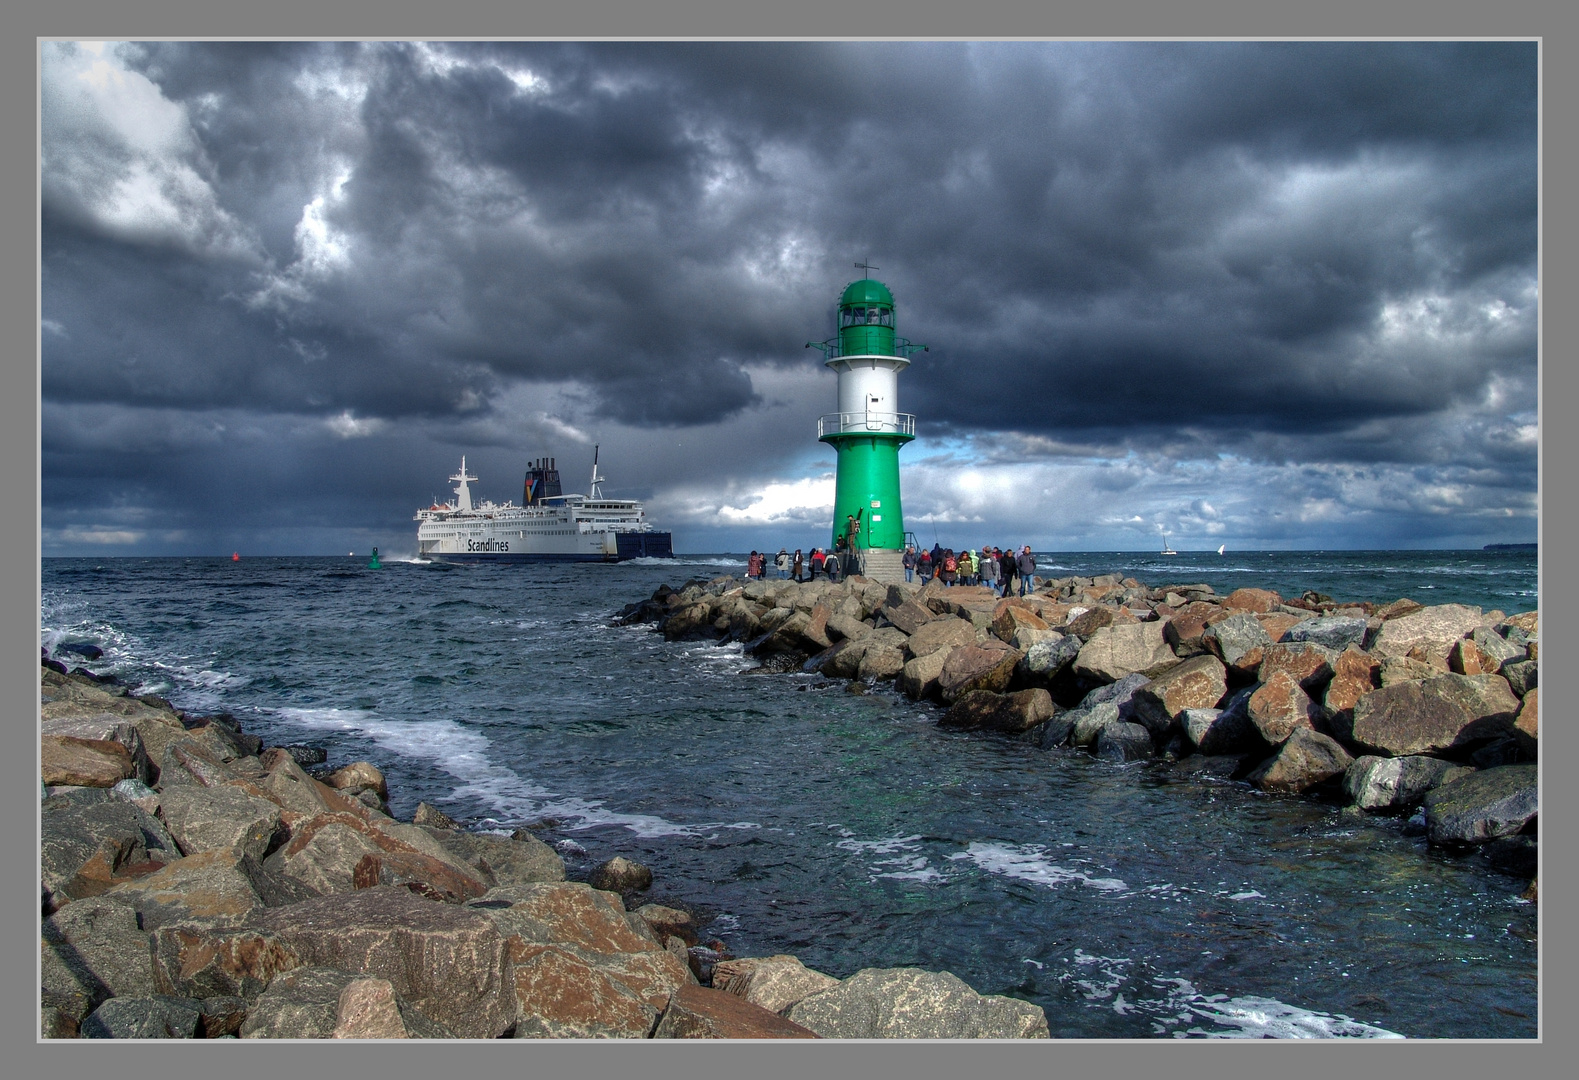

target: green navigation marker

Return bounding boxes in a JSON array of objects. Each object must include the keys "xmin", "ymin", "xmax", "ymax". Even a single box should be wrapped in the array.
[
  {"xmin": 806, "ymin": 267, "xmax": 927, "ymax": 581},
  {"xmin": 368, "ymin": 547, "xmax": 382, "ymax": 569}
]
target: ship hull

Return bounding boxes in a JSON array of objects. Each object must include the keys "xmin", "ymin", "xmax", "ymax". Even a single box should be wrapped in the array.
[{"xmin": 424, "ymin": 532, "xmax": 673, "ymax": 564}]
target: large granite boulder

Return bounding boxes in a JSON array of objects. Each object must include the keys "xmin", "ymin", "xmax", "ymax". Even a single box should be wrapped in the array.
[
  {"xmin": 1284, "ymin": 616, "xmax": 1368, "ymax": 652},
  {"xmin": 153, "ymin": 886, "xmax": 516, "ymax": 1038},
  {"xmin": 81, "ymin": 995, "xmax": 203, "ymax": 1039},
  {"xmin": 897, "ymin": 649, "xmax": 950, "ymax": 701},
  {"xmin": 1470, "ymin": 626, "xmax": 1527, "ymax": 667},
  {"xmin": 239, "ymin": 966, "xmax": 453, "ymax": 1038},
  {"xmin": 882, "ymin": 600, "xmax": 934, "ymax": 636},
  {"xmin": 654, "ymin": 983, "xmax": 819, "ymax": 1038},
  {"xmin": 991, "ymin": 603, "xmax": 1048, "ymax": 645},
  {"xmin": 1378, "ymin": 655, "xmax": 1441, "ymax": 687},
  {"xmin": 1129, "ymin": 655, "xmax": 1227, "ymax": 738},
  {"xmin": 265, "ymin": 811, "xmax": 489, "ymax": 901},
  {"xmin": 507, "ymin": 942, "xmax": 664, "ymax": 1038},
  {"xmin": 1371, "ymin": 604, "xmax": 1484, "ymax": 660},
  {"xmin": 41, "ymin": 735, "xmax": 136, "ymax": 789},
  {"xmin": 940, "ymin": 689, "xmax": 1055, "ymax": 734},
  {"xmin": 1073, "ymin": 622, "xmax": 1177, "ymax": 683},
  {"xmin": 41, "ymin": 896, "xmax": 158, "ymax": 1031},
  {"xmin": 1163, "ymin": 601, "xmax": 1223, "ymax": 657},
  {"xmin": 158, "ymin": 784, "xmax": 282, "ymax": 861},
  {"xmin": 418, "ymin": 827, "xmax": 566, "ymax": 888},
  {"xmin": 1343, "ymin": 755, "xmax": 1474, "ymax": 812},
  {"xmin": 786, "ymin": 968, "xmax": 1048, "ymax": 1039},
  {"xmin": 937, "ymin": 645, "xmax": 1023, "ymax": 704},
  {"xmin": 1342, "ymin": 674, "xmax": 1521, "ymax": 756},
  {"xmin": 718, "ymin": 955, "xmax": 841, "ymax": 1015},
  {"xmin": 1202, "ymin": 613, "xmax": 1272, "ymax": 676},
  {"xmin": 903, "ymin": 616, "xmax": 978, "ymax": 660},
  {"xmin": 825, "ymin": 612, "xmax": 872, "ymax": 643},
  {"xmin": 1322, "ymin": 646, "xmax": 1380, "ymax": 727},
  {"xmin": 1512, "ymin": 688, "xmax": 1537, "ymax": 757},
  {"xmin": 41, "ymin": 798, "xmax": 180, "ymax": 914},
  {"xmin": 590, "ymin": 856, "xmax": 653, "ymax": 894},
  {"xmin": 1096, "ymin": 721, "xmax": 1154, "ymax": 762},
  {"xmin": 1423, "ymin": 764, "xmax": 1538, "ymax": 845},
  {"xmin": 1221, "ymin": 588, "xmax": 1281, "ymax": 614},
  {"xmin": 1180, "ymin": 704, "xmax": 1257, "ymax": 755},
  {"xmin": 1067, "ymin": 702, "xmax": 1122, "ymax": 748},
  {"xmin": 1245, "ymin": 729, "xmax": 1353, "ymax": 793},
  {"xmin": 857, "ymin": 645, "xmax": 908, "ymax": 681},
  {"xmin": 1017, "ymin": 635, "xmax": 1082, "ymax": 687},
  {"xmin": 1246, "ymin": 671, "xmax": 1320, "ymax": 746},
  {"xmin": 1065, "ymin": 606, "xmax": 1116, "ymax": 638},
  {"xmin": 102, "ymin": 849, "xmax": 280, "ymax": 931},
  {"xmin": 1258, "ymin": 642, "xmax": 1338, "ymax": 694},
  {"xmin": 1500, "ymin": 659, "xmax": 1538, "ymax": 698},
  {"xmin": 42, "ymin": 716, "xmax": 153, "ymax": 785}
]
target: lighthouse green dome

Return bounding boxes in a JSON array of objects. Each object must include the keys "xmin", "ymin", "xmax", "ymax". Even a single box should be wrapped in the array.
[{"xmin": 839, "ymin": 278, "xmax": 895, "ymax": 308}]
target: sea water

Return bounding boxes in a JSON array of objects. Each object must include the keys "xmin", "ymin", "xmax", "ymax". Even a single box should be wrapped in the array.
[{"xmin": 39, "ymin": 550, "xmax": 1538, "ymax": 1039}]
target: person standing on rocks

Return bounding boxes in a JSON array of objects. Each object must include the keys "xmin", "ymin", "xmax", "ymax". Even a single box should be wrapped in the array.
[
  {"xmin": 747, "ymin": 551, "xmax": 761, "ymax": 579},
  {"xmin": 918, "ymin": 547, "xmax": 933, "ymax": 584},
  {"xmin": 1016, "ymin": 545, "xmax": 1037, "ymax": 597},
  {"xmin": 941, "ymin": 549, "xmax": 957, "ymax": 587},
  {"xmin": 775, "ymin": 548, "xmax": 790, "ymax": 579},
  {"xmin": 825, "ymin": 549, "xmax": 840, "ymax": 583},
  {"xmin": 793, "ymin": 549, "xmax": 804, "ymax": 583},
  {"xmin": 998, "ymin": 546, "xmax": 1017, "ymax": 597},
  {"xmin": 902, "ymin": 545, "xmax": 917, "ymax": 583},
  {"xmin": 979, "ymin": 548, "xmax": 998, "ymax": 593},
  {"xmin": 811, "ymin": 548, "xmax": 826, "ymax": 580}
]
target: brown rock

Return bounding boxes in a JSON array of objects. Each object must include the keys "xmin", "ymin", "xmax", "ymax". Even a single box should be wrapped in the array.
[
  {"xmin": 412, "ymin": 802, "xmax": 459, "ymax": 830},
  {"xmin": 857, "ymin": 645, "xmax": 906, "ymax": 681},
  {"xmin": 1246, "ymin": 729, "xmax": 1354, "ymax": 793},
  {"xmin": 1371, "ymin": 603, "xmax": 1484, "ymax": 660},
  {"xmin": 590, "ymin": 855, "xmax": 653, "ymax": 894},
  {"xmin": 1322, "ymin": 646, "xmax": 1379, "ymax": 725},
  {"xmin": 158, "ymin": 783, "xmax": 282, "ymax": 861},
  {"xmin": 1073, "ymin": 622, "xmax": 1178, "ymax": 683},
  {"xmin": 883, "ymin": 600, "xmax": 934, "ymax": 636},
  {"xmin": 1500, "ymin": 610, "xmax": 1538, "ymax": 634},
  {"xmin": 1130, "ymin": 655, "xmax": 1228, "ymax": 737},
  {"xmin": 991, "ymin": 603, "xmax": 1048, "ymax": 644},
  {"xmin": 897, "ymin": 649, "xmax": 950, "ymax": 701},
  {"xmin": 937, "ymin": 645, "xmax": 1024, "ymax": 704},
  {"xmin": 335, "ymin": 976, "xmax": 451, "ymax": 1038},
  {"xmin": 1343, "ymin": 674, "xmax": 1522, "ymax": 756},
  {"xmin": 1512, "ymin": 687, "xmax": 1537, "ymax": 756},
  {"xmin": 41, "ymin": 716, "xmax": 153, "ymax": 785},
  {"xmin": 1374, "ymin": 598, "xmax": 1425, "ymax": 621},
  {"xmin": 1449, "ymin": 638, "xmax": 1498, "ymax": 675},
  {"xmin": 1255, "ymin": 612, "xmax": 1305, "ymax": 642},
  {"xmin": 1378, "ymin": 654, "xmax": 1440, "ymax": 687},
  {"xmin": 654, "ymin": 983, "xmax": 819, "ymax": 1039},
  {"xmin": 904, "ymin": 616, "xmax": 978, "ymax": 659},
  {"xmin": 42, "ymin": 736, "xmax": 135, "ymax": 788},
  {"xmin": 1405, "ymin": 645, "xmax": 1452, "ymax": 671},
  {"xmin": 636, "ymin": 904, "xmax": 697, "ymax": 946},
  {"xmin": 266, "ymin": 811, "xmax": 488, "ymax": 899},
  {"xmin": 940, "ymin": 689, "xmax": 1055, "ymax": 733},
  {"xmin": 1222, "ymin": 588, "xmax": 1281, "ymax": 614},
  {"xmin": 156, "ymin": 887, "xmax": 515, "ymax": 1038},
  {"xmin": 1258, "ymin": 641, "xmax": 1337, "ymax": 693},
  {"xmin": 323, "ymin": 761, "xmax": 388, "ymax": 802},
  {"xmin": 103, "ymin": 849, "xmax": 268, "ymax": 930},
  {"xmin": 508, "ymin": 941, "xmax": 660, "ymax": 1038},
  {"xmin": 1065, "ymin": 606, "xmax": 1116, "ymax": 639},
  {"xmin": 1162, "ymin": 602, "xmax": 1222, "ymax": 655},
  {"xmin": 721, "ymin": 956, "xmax": 840, "ymax": 1015},
  {"xmin": 353, "ymin": 850, "xmax": 491, "ymax": 904},
  {"xmin": 1246, "ymin": 671, "xmax": 1320, "ymax": 745}
]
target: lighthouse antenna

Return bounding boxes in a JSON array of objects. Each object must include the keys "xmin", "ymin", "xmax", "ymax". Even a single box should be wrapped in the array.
[{"xmin": 854, "ymin": 259, "xmax": 879, "ymax": 276}]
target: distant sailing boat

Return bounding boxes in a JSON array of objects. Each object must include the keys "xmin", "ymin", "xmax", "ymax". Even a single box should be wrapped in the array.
[
  {"xmin": 1160, "ymin": 535, "xmax": 1177, "ymax": 556},
  {"xmin": 1217, "ymin": 544, "xmax": 1226, "ymax": 556}
]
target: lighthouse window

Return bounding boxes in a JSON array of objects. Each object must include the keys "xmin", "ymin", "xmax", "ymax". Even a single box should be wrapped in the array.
[{"xmin": 842, "ymin": 306, "xmax": 893, "ymax": 328}]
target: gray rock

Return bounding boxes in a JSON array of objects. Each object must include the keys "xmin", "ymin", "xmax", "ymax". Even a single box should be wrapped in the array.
[
  {"xmin": 1180, "ymin": 705, "xmax": 1257, "ymax": 755},
  {"xmin": 1202, "ymin": 613, "xmax": 1273, "ymax": 671},
  {"xmin": 1017, "ymin": 635, "xmax": 1082, "ymax": 686},
  {"xmin": 41, "ymin": 896, "xmax": 158, "ymax": 1028},
  {"xmin": 41, "ymin": 799, "xmax": 178, "ymax": 914},
  {"xmin": 81, "ymin": 995, "xmax": 203, "ymax": 1039},
  {"xmin": 786, "ymin": 967, "xmax": 1048, "ymax": 1038},
  {"xmin": 1470, "ymin": 626, "xmax": 1527, "ymax": 667},
  {"xmin": 41, "ymin": 716, "xmax": 154, "ymax": 786},
  {"xmin": 158, "ymin": 783, "xmax": 282, "ymax": 861},
  {"xmin": 1423, "ymin": 764, "xmax": 1538, "ymax": 845},
  {"xmin": 940, "ymin": 689, "xmax": 1055, "ymax": 734},
  {"xmin": 1500, "ymin": 659, "xmax": 1538, "ymax": 697},
  {"xmin": 1343, "ymin": 755, "xmax": 1475, "ymax": 811},
  {"xmin": 825, "ymin": 612, "xmax": 872, "ymax": 642},
  {"xmin": 904, "ymin": 616, "xmax": 978, "ymax": 659},
  {"xmin": 1378, "ymin": 655, "xmax": 1442, "ymax": 687},
  {"xmin": 721, "ymin": 956, "xmax": 841, "ymax": 1015},
  {"xmin": 1343, "ymin": 674, "xmax": 1521, "ymax": 756},
  {"xmin": 1284, "ymin": 616, "xmax": 1369, "ymax": 652},
  {"xmin": 412, "ymin": 802, "xmax": 459, "ymax": 830},
  {"xmin": 419, "ymin": 827, "xmax": 566, "ymax": 888},
  {"xmin": 1371, "ymin": 603, "xmax": 1484, "ymax": 660},
  {"xmin": 1079, "ymin": 672, "xmax": 1151, "ymax": 712},
  {"xmin": 110, "ymin": 778, "xmax": 160, "ymax": 815},
  {"xmin": 1073, "ymin": 622, "xmax": 1177, "ymax": 683},
  {"xmin": 897, "ymin": 649, "xmax": 950, "ymax": 701},
  {"xmin": 239, "ymin": 966, "xmax": 454, "ymax": 1038},
  {"xmin": 1245, "ymin": 729, "xmax": 1353, "ymax": 793},
  {"xmin": 1036, "ymin": 711, "xmax": 1078, "ymax": 749},
  {"xmin": 1067, "ymin": 702, "xmax": 1121, "ymax": 748},
  {"xmin": 1096, "ymin": 722, "xmax": 1154, "ymax": 762},
  {"xmin": 590, "ymin": 856, "xmax": 653, "ymax": 894}
]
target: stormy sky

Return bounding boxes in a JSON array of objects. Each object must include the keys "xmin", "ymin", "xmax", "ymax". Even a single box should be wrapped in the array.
[{"xmin": 40, "ymin": 40, "xmax": 1538, "ymax": 556}]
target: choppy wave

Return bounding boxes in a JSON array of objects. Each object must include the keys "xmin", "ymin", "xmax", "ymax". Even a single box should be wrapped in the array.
[{"xmin": 950, "ymin": 841, "xmax": 1128, "ymax": 893}]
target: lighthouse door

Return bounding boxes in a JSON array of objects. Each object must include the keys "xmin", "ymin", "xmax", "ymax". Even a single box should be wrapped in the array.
[{"xmin": 866, "ymin": 393, "xmax": 881, "ymax": 430}]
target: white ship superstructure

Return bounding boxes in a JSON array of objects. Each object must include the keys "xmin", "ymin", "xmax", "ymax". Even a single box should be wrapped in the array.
[{"xmin": 415, "ymin": 451, "xmax": 673, "ymax": 563}]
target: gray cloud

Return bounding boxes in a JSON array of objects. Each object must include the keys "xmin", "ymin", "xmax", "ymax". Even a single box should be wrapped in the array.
[{"xmin": 41, "ymin": 41, "xmax": 1537, "ymax": 554}]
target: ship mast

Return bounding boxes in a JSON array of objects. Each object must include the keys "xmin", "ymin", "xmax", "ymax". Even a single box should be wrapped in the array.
[{"xmin": 450, "ymin": 457, "xmax": 478, "ymax": 512}]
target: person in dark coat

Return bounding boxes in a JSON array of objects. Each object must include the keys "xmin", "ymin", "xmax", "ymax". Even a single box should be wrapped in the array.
[
  {"xmin": 824, "ymin": 550, "xmax": 840, "ymax": 582},
  {"xmin": 998, "ymin": 547, "xmax": 1017, "ymax": 597},
  {"xmin": 1016, "ymin": 545, "xmax": 1037, "ymax": 597},
  {"xmin": 793, "ymin": 548, "xmax": 804, "ymax": 583}
]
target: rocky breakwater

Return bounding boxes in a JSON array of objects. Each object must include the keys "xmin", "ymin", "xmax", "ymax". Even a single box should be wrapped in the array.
[
  {"xmin": 38, "ymin": 658, "xmax": 1048, "ymax": 1040},
  {"xmin": 618, "ymin": 575, "xmax": 1539, "ymax": 898}
]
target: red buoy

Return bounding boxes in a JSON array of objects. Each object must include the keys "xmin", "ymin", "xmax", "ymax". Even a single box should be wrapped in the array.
[{"xmin": 232, "ymin": 552, "xmax": 240, "ymax": 561}]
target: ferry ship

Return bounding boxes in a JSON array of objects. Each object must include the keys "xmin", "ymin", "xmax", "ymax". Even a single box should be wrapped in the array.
[{"xmin": 414, "ymin": 449, "xmax": 674, "ymax": 563}]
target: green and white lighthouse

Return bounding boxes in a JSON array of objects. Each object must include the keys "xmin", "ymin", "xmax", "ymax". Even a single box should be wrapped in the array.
[{"xmin": 807, "ymin": 267, "xmax": 927, "ymax": 583}]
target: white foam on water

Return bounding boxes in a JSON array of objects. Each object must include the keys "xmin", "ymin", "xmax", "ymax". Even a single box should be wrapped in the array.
[
  {"xmin": 834, "ymin": 833, "xmax": 946, "ymax": 884},
  {"xmin": 835, "ymin": 834, "xmax": 923, "ymax": 855},
  {"xmin": 1146, "ymin": 978, "xmax": 1406, "ymax": 1039},
  {"xmin": 625, "ymin": 556, "xmax": 745, "ymax": 568},
  {"xmin": 1228, "ymin": 890, "xmax": 1265, "ymax": 901},
  {"xmin": 267, "ymin": 705, "xmax": 756, "ymax": 839},
  {"xmin": 949, "ymin": 842, "xmax": 1128, "ymax": 894}
]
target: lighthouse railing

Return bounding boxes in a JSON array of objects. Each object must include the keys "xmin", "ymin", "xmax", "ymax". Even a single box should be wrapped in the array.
[{"xmin": 817, "ymin": 411, "xmax": 915, "ymax": 438}]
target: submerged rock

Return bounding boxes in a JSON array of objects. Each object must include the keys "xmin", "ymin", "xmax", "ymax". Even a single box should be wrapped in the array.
[{"xmin": 1423, "ymin": 764, "xmax": 1538, "ymax": 845}]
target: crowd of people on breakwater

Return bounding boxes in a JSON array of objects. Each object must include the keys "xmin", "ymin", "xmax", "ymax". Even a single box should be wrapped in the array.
[
  {"xmin": 37, "ymin": 651, "xmax": 1051, "ymax": 1040},
  {"xmin": 620, "ymin": 568, "xmax": 1539, "ymax": 901},
  {"xmin": 746, "ymin": 542, "xmax": 1041, "ymax": 596}
]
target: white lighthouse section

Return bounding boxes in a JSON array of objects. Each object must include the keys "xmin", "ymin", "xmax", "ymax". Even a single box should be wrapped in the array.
[
  {"xmin": 450, "ymin": 457, "xmax": 477, "ymax": 512},
  {"xmin": 819, "ymin": 354, "xmax": 915, "ymax": 437}
]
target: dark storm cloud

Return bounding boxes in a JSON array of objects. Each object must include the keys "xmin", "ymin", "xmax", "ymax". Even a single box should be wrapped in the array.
[{"xmin": 40, "ymin": 40, "xmax": 1537, "ymax": 552}]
